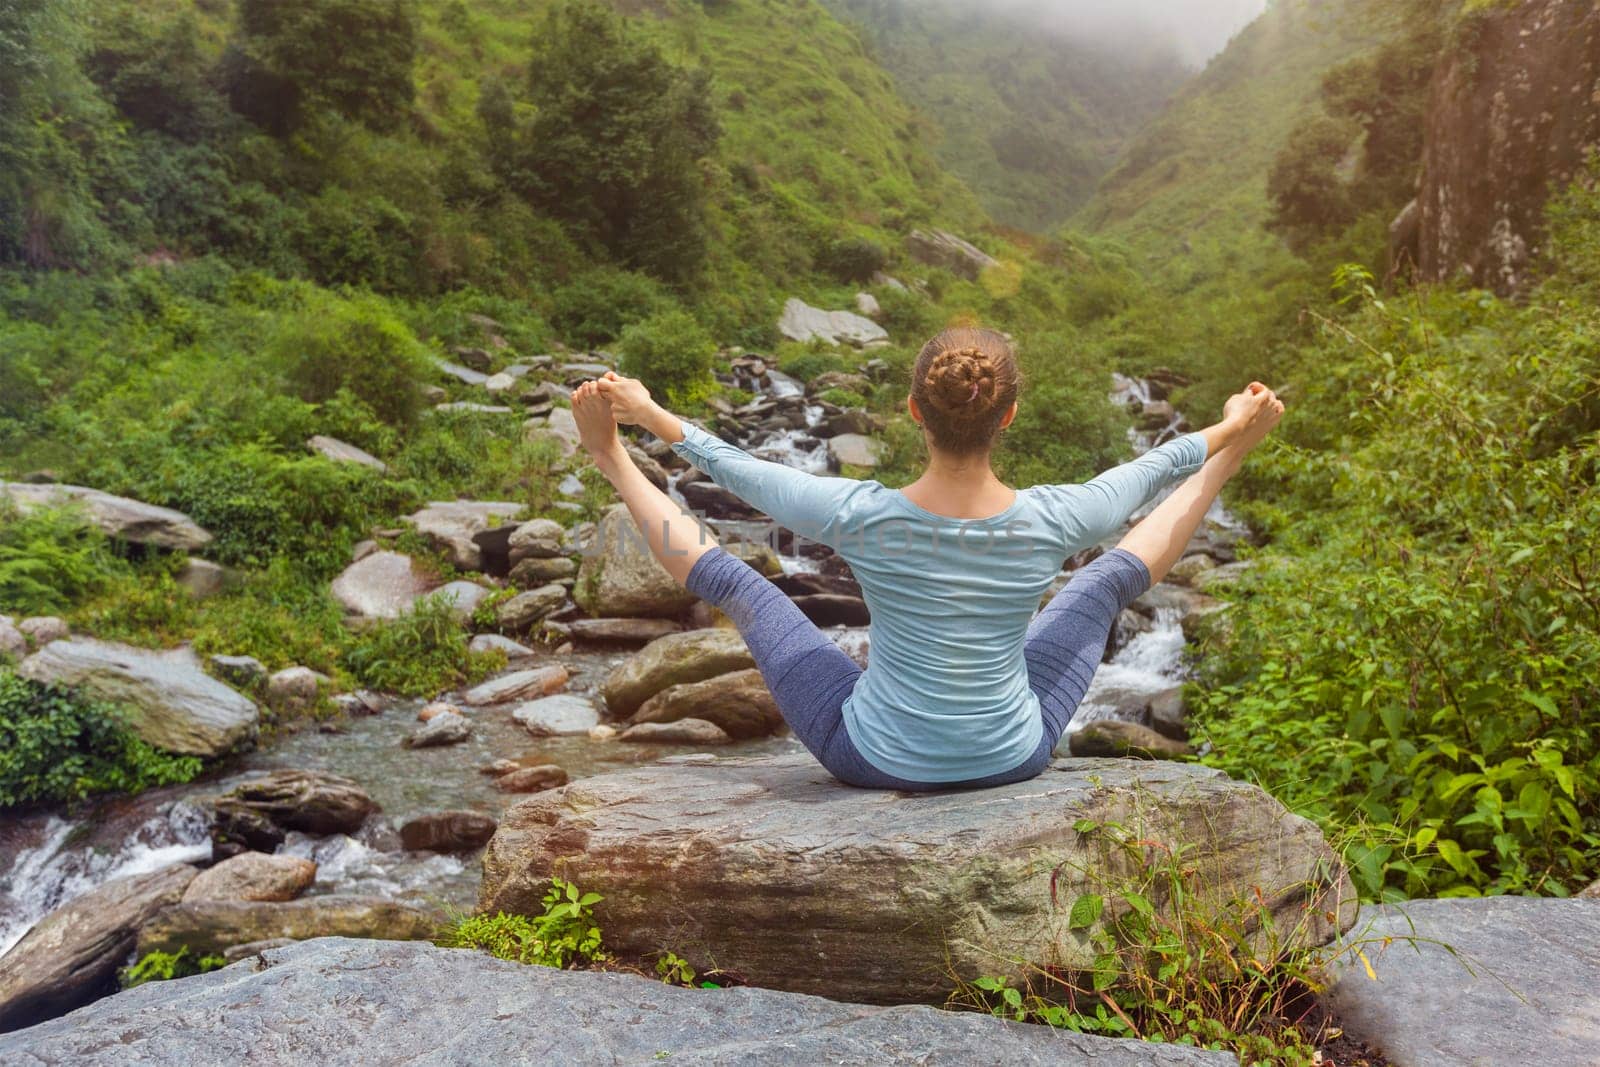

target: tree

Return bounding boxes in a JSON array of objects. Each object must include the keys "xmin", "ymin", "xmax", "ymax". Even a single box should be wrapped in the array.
[
  {"xmin": 482, "ymin": 0, "xmax": 720, "ymax": 283},
  {"xmin": 224, "ymin": 0, "xmax": 417, "ymax": 135},
  {"xmin": 1266, "ymin": 115, "xmax": 1361, "ymax": 254}
]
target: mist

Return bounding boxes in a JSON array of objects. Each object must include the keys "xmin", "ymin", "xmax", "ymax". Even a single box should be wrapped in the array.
[{"xmin": 977, "ymin": 0, "xmax": 1271, "ymax": 66}]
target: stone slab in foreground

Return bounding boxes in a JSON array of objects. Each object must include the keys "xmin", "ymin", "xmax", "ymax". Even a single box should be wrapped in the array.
[
  {"xmin": 1327, "ymin": 897, "xmax": 1600, "ymax": 1067},
  {"xmin": 0, "ymin": 938, "xmax": 1236, "ymax": 1066},
  {"xmin": 481, "ymin": 754, "xmax": 1355, "ymax": 1004}
]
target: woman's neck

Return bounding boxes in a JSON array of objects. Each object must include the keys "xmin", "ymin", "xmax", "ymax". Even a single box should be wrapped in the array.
[{"xmin": 900, "ymin": 447, "xmax": 1017, "ymax": 519}]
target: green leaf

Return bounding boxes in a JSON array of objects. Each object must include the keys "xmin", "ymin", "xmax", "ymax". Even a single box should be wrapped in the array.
[{"xmin": 1068, "ymin": 893, "xmax": 1104, "ymax": 931}]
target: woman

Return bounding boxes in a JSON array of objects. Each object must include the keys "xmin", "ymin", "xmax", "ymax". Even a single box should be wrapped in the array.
[{"xmin": 571, "ymin": 326, "xmax": 1283, "ymax": 790}]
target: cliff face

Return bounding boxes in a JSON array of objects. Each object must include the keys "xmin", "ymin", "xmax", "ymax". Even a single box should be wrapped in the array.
[{"xmin": 1411, "ymin": 1, "xmax": 1600, "ymax": 294}]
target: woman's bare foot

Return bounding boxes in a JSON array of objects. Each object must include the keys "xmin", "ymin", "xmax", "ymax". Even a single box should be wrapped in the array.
[{"xmin": 570, "ymin": 381, "xmax": 626, "ymax": 465}]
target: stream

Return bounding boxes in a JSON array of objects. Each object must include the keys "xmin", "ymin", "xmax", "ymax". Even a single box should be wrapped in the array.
[{"xmin": 0, "ymin": 366, "xmax": 1237, "ymax": 958}]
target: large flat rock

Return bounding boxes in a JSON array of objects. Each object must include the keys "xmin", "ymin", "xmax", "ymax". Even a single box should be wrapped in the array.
[
  {"xmin": 481, "ymin": 754, "xmax": 1354, "ymax": 1004},
  {"xmin": 18, "ymin": 639, "xmax": 259, "ymax": 757},
  {"xmin": 329, "ymin": 551, "xmax": 432, "ymax": 619},
  {"xmin": 1327, "ymin": 897, "xmax": 1600, "ymax": 1067},
  {"xmin": 0, "ymin": 482, "xmax": 212, "ymax": 550},
  {"xmin": 0, "ymin": 937, "xmax": 1235, "ymax": 1065}
]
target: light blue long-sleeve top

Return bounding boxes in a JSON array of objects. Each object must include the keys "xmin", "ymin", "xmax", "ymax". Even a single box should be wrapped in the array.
[{"xmin": 671, "ymin": 422, "xmax": 1209, "ymax": 782}]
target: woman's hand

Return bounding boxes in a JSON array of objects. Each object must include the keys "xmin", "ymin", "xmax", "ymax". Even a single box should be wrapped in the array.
[
  {"xmin": 594, "ymin": 371, "xmax": 685, "ymax": 444},
  {"xmin": 1223, "ymin": 382, "xmax": 1284, "ymax": 450}
]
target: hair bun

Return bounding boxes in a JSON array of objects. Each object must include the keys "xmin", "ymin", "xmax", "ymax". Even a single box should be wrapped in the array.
[{"xmin": 923, "ymin": 345, "xmax": 997, "ymax": 414}]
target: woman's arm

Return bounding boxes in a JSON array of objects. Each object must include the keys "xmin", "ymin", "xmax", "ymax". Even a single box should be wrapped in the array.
[{"xmin": 596, "ymin": 374, "xmax": 869, "ymax": 545}]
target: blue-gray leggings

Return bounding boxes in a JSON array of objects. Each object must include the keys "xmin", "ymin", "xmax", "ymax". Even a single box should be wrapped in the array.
[{"xmin": 684, "ymin": 546, "xmax": 1152, "ymax": 791}]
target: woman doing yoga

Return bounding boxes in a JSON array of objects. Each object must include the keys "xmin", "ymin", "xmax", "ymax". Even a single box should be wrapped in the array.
[{"xmin": 571, "ymin": 327, "xmax": 1283, "ymax": 790}]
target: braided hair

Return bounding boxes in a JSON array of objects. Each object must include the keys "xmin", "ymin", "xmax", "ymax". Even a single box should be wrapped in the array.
[{"xmin": 910, "ymin": 327, "xmax": 1020, "ymax": 454}]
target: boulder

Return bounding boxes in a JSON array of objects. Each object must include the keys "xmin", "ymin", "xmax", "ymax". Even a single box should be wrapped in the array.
[
  {"xmin": 467, "ymin": 633, "xmax": 535, "ymax": 659},
  {"xmin": 451, "ymin": 345, "xmax": 492, "ymax": 371},
  {"xmin": 264, "ymin": 666, "xmax": 325, "ymax": 715},
  {"xmin": 398, "ymin": 811, "xmax": 497, "ymax": 853},
  {"xmin": 565, "ymin": 617, "xmax": 683, "ymax": 644},
  {"xmin": 790, "ymin": 593, "xmax": 870, "ymax": 627},
  {"xmin": 619, "ymin": 716, "xmax": 734, "ymax": 746},
  {"xmin": 0, "ymin": 482, "xmax": 212, "ymax": 551},
  {"xmin": 776, "ymin": 298, "xmax": 889, "ymax": 348},
  {"xmin": 818, "ymin": 409, "xmax": 880, "ymax": 438},
  {"xmin": 1327, "ymin": 898, "xmax": 1600, "ymax": 1067},
  {"xmin": 329, "ymin": 551, "xmax": 432, "ymax": 619},
  {"xmin": 0, "ymin": 937, "xmax": 1236, "ymax": 1065},
  {"xmin": 827, "ymin": 433, "xmax": 884, "ymax": 468},
  {"xmin": 805, "ymin": 370, "xmax": 873, "ymax": 397},
  {"xmin": 17, "ymin": 616, "xmax": 67, "ymax": 648},
  {"xmin": 906, "ymin": 229, "xmax": 999, "ymax": 281},
  {"xmin": 492, "ymin": 765, "xmax": 569, "ymax": 794},
  {"xmin": 214, "ymin": 770, "xmax": 377, "ymax": 837},
  {"xmin": 306, "ymin": 436, "xmax": 387, "ymax": 473},
  {"xmin": 483, "ymin": 372, "xmax": 516, "ymax": 394},
  {"xmin": 18, "ymin": 639, "xmax": 259, "ymax": 758},
  {"xmin": 1148, "ymin": 686, "xmax": 1189, "ymax": 742},
  {"xmin": 543, "ymin": 407, "xmax": 581, "ymax": 453},
  {"xmin": 724, "ymin": 538, "xmax": 783, "ymax": 577},
  {"xmin": 460, "ymin": 665, "xmax": 568, "ymax": 707},
  {"xmin": 1191, "ymin": 560, "xmax": 1254, "ymax": 594},
  {"xmin": 623, "ymin": 441, "xmax": 669, "ymax": 491},
  {"xmin": 0, "ymin": 863, "xmax": 197, "ymax": 1033},
  {"xmin": 630, "ymin": 669, "xmax": 781, "ymax": 740},
  {"xmin": 601, "ymin": 628, "xmax": 755, "ymax": 717},
  {"xmin": 506, "ymin": 518, "xmax": 565, "ymax": 562},
  {"xmin": 495, "ymin": 584, "xmax": 568, "ymax": 632},
  {"xmin": 174, "ymin": 557, "xmax": 231, "ymax": 599},
  {"xmin": 135, "ymin": 897, "xmax": 442, "ymax": 959},
  {"xmin": 855, "ymin": 291, "xmax": 881, "ymax": 318},
  {"xmin": 1166, "ymin": 553, "xmax": 1219, "ymax": 586},
  {"xmin": 508, "ymin": 555, "xmax": 577, "ymax": 586},
  {"xmin": 402, "ymin": 711, "xmax": 472, "ymax": 749},
  {"xmin": 432, "ymin": 357, "xmax": 488, "ymax": 385},
  {"xmin": 181, "ymin": 853, "xmax": 316, "ymax": 904},
  {"xmin": 403, "ymin": 501, "xmax": 524, "ymax": 572},
  {"xmin": 481, "ymin": 754, "xmax": 1354, "ymax": 1005},
  {"xmin": 573, "ymin": 504, "xmax": 697, "ymax": 619},
  {"xmin": 0, "ymin": 618, "xmax": 24, "ymax": 661},
  {"xmin": 1068, "ymin": 720, "xmax": 1194, "ymax": 760},
  {"xmin": 511, "ymin": 694, "xmax": 600, "ymax": 737},
  {"xmin": 331, "ymin": 690, "xmax": 385, "ymax": 717},
  {"xmin": 416, "ymin": 701, "xmax": 463, "ymax": 723},
  {"xmin": 208, "ymin": 654, "xmax": 266, "ymax": 689}
]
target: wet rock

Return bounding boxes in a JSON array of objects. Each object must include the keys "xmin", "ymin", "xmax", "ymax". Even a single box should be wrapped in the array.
[
  {"xmin": 1148, "ymin": 686, "xmax": 1189, "ymax": 742},
  {"xmin": 331, "ymin": 690, "xmax": 385, "ymax": 717},
  {"xmin": 724, "ymin": 539, "xmax": 783, "ymax": 578},
  {"xmin": 601, "ymin": 628, "xmax": 755, "ymax": 718},
  {"xmin": 512, "ymin": 694, "xmax": 600, "ymax": 737},
  {"xmin": 623, "ymin": 440, "xmax": 669, "ymax": 491},
  {"xmin": 402, "ymin": 711, "xmax": 472, "ymax": 749},
  {"xmin": 565, "ymin": 618, "xmax": 683, "ymax": 644},
  {"xmin": 0, "ymin": 863, "xmax": 197, "ymax": 1033},
  {"xmin": 215, "ymin": 770, "xmax": 377, "ymax": 837},
  {"xmin": 588, "ymin": 724, "xmax": 618, "ymax": 741},
  {"xmin": 1181, "ymin": 600, "xmax": 1233, "ymax": 646},
  {"xmin": 827, "ymin": 433, "xmax": 884, "ymax": 468},
  {"xmin": 17, "ymin": 616, "xmax": 67, "ymax": 649},
  {"xmin": 468, "ymin": 633, "xmax": 536, "ymax": 659},
  {"xmin": 1165, "ymin": 553, "xmax": 1219, "ymax": 586},
  {"xmin": 306, "ymin": 435, "xmax": 387, "ymax": 473},
  {"xmin": 777, "ymin": 298, "xmax": 889, "ymax": 348},
  {"xmin": 479, "ymin": 758, "xmax": 521, "ymax": 777},
  {"xmin": 481, "ymin": 754, "xmax": 1354, "ymax": 1005},
  {"xmin": 573, "ymin": 504, "xmax": 697, "ymax": 619},
  {"xmin": 495, "ymin": 584, "xmax": 569, "ymax": 632},
  {"xmin": 679, "ymin": 478, "xmax": 759, "ymax": 519},
  {"xmin": 771, "ymin": 572, "xmax": 861, "ymax": 599},
  {"xmin": 19, "ymin": 639, "xmax": 259, "ymax": 758},
  {"xmin": 0, "ymin": 482, "xmax": 212, "ymax": 551},
  {"xmin": 1106, "ymin": 608, "xmax": 1153, "ymax": 661},
  {"xmin": 264, "ymin": 666, "xmax": 325, "ymax": 715},
  {"xmin": 906, "ymin": 229, "xmax": 999, "ymax": 281},
  {"xmin": 403, "ymin": 501, "xmax": 524, "ymax": 572},
  {"xmin": 790, "ymin": 594, "xmax": 870, "ymax": 627},
  {"xmin": 1068, "ymin": 720, "xmax": 1194, "ymax": 760},
  {"xmin": 506, "ymin": 518, "xmax": 565, "ymax": 563},
  {"xmin": 1327, "ymin": 898, "xmax": 1600, "ymax": 1067},
  {"xmin": 508, "ymin": 555, "xmax": 577, "ymax": 586},
  {"xmin": 182, "ymin": 853, "xmax": 317, "ymax": 904},
  {"xmin": 135, "ymin": 897, "xmax": 443, "ymax": 959},
  {"xmin": 398, "ymin": 811, "xmax": 497, "ymax": 853},
  {"xmin": 630, "ymin": 669, "xmax": 781, "ymax": 740},
  {"xmin": 817, "ymin": 409, "xmax": 882, "ymax": 438},
  {"xmin": 461, "ymin": 664, "xmax": 568, "ymax": 707},
  {"xmin": 619, "ymin": 718, "xmax": 733, "ymax": 745},
  {"xmin": 1191, "ymin": 559, "xmax": 1254, "ymax": 594},
  {"xmin": 175, "ymin": 557, "xmax": 231, "ymax": 599},
  {"xmin": 329, "ymin": 551, "xmax": 432, "ymax": 619},
  {"xmin": 208, "ymin": 654, "xmax": 266, "ymax": 689},
  {"xmin": 0, "ymin": 937, "xmax": 1235, "ymax": 1066},
  {"xmin": 492, "ymin": 764, "xmax": 569, "ymax": 794}
]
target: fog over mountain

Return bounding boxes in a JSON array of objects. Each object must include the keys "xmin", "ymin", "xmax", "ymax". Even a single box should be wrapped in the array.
[{"xmin": 977, "ymin": 0, "xmax": 1271, "ymax": 65}]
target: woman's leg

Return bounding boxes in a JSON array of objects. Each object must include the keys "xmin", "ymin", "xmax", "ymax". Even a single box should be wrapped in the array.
[{"xmin": 572, "ymin": 382, "xmax": 895, "ymax": 785}]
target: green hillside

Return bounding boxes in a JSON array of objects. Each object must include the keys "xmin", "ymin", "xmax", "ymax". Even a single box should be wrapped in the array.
[{"xmin": 823, "ymin": 0, "xmax": 1189, "ymax": 232}]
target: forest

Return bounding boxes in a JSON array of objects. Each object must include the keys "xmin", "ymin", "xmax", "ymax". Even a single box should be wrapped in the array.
[{"xmin": 1, "ymin": 0, "xmax": 1597, "ymax": 1062}]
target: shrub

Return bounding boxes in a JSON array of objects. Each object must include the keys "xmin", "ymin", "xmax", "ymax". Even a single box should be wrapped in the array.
[
  {"xmin": 120, "ymin": 947, "xmax": 227, "ymax": 988},
  {"xmin": 817, "ymin": 236, "xmax": 888, "ymax": 283},
  {"xmin": 445, "ymin": 879, "xmax": 607, "ymax": 969},
  {"xmin": 0, "ymin": 669, "xmax": 202, "ymax": 809},
  {"xmin": 0, "ymin": 503, "xmax": 121, "ymax": 616},
  {"xmin": 269, "ymin": 290, "xmax": 430, "ymax": 428},
  {"xmin": 547, "ymin": 269, "xmax": 669, "ymax": 348},
  {"xmin": 342, "ymin": 592, "xmax": 499, "ymax": 698},
  {"xmin": 618, "ymin": 309, "xmax": 716, "ymax": 405}
]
